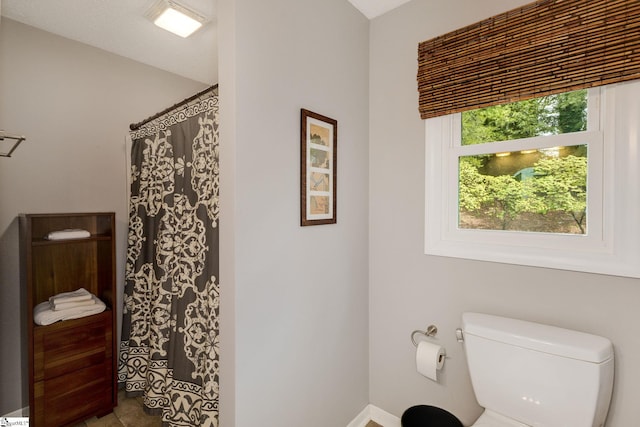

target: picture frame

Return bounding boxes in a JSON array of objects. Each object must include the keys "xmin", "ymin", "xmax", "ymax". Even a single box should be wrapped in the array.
[{"xmin": 300, "ymin": 108, "xmax": 337, "ymax": 226}]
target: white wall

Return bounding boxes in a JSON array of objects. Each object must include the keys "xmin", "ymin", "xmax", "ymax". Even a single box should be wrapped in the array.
[
  {"xmin": 369, "ymin": 1, "xmax": 640, "ymax": 426},
  {"xmin": 218, "ymin": 0, "xmax": 370, "ymax": 425},
  {"xmin": 0, "ymin": 18, "xmax": 208, "ymax": 415}
]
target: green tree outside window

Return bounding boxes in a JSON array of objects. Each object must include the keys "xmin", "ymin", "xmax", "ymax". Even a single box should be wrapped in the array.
[{"xmin": 459, "ymin": 90, "xmax": 588, "ymax": 234}]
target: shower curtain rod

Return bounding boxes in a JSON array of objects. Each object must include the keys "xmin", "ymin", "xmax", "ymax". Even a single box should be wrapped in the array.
[{"xmin": 129, "ymin": 84, "xmax": 218, "ymax": 131}]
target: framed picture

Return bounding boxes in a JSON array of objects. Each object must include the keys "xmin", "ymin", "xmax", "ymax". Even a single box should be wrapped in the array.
[{"xmin": 300, "ymin": 108, "xmax": 337, "ymax": 226}]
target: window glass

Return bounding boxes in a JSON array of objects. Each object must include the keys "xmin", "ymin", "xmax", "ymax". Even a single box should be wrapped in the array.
[
  {"xmin": 456, "ymin": 90, "xmax": 589, "ymax": 235},
  {"xmin": 461, "ymin": 90, "xmax": 588, "ymax": 145},
  {"xmin": 458, "ymin": 145, "xmax": 587, "ymax": 234}
]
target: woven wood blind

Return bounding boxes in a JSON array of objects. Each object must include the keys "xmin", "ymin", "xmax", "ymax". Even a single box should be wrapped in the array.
[{"xmin": 417, "ymin": 0, "xmax": 640, "ymax": 120}]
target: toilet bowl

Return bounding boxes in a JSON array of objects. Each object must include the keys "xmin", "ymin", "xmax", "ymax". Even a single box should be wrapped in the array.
[{"xmin": 462, "ymin": 313, "xmax": 614, "ymax": 427}]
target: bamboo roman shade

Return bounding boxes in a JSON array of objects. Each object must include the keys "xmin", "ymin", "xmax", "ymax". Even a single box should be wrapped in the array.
[{"xmin": 417, "ymin": 0, "xmax": 640, "ymax": 120}]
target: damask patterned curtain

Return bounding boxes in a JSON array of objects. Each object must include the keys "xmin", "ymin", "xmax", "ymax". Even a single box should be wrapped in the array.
[{"xmin": 119, "ymin": 87, "xmax": 219, "ymax": 427}]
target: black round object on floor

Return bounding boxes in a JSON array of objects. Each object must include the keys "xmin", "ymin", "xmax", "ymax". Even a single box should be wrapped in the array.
[{"xmin": 401, "ymin": 405, "xmax": 463, "ymax": 427}]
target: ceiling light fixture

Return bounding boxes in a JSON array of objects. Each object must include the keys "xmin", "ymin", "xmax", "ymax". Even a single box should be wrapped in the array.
[{"xmin": 146, "ymin": 0, "xmax": 207, "ymax": 38}]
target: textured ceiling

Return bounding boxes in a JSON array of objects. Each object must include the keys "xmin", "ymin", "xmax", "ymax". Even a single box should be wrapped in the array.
[
  {"xmin": 1, "ymin": 0, "xmax": 218, "ymax": 84},
  {"xmin": 0, "ymin": 0, "xmax": 406, "ymax": 84}
]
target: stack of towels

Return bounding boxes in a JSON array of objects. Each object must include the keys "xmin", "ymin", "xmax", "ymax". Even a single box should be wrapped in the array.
[
  {"xmin": 45, "ymin": 229, "xmax": 91, "ymax": 240},
  {"xmin": 34, "ymin": 288, "xmax": 106, "ymax": 326}
]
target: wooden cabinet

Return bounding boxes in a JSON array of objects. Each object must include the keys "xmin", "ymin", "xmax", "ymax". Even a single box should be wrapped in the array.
[{"xmin": 20, "ymin": 213, "xmax": 117, "ymax": 427}]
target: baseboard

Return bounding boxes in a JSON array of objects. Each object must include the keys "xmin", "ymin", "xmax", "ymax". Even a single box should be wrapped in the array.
[
  {"xmin": 370, "ymin": 405, "xmax": 401, "ymax": 427},
  {"xmin": 7, "ymin": 402, "xmax": 400, "ymax": 426},
  {"xmin": 2, "ymin": 406, "xmax": 28, "ymax": 417},
  {"xmin": 347, "ymin": 405, "xmax": 372, "ymax": 427},
  {"xmin": 347, "ymin": 404, "xmax": 401, "ymax": 427}
]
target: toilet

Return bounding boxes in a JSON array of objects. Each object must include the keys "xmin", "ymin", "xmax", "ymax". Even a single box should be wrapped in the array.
[{"xmin": 462, "ymin": 312, "xmax": 614, "ymax": 427}]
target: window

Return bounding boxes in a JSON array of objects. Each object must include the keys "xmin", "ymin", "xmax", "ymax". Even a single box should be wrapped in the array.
[
  {"xmin": 458, "ymin": 89, "xmax": 593, "ymax": 235},
  {"xmin": 425, "ymin": 82, "xmax": 640, "ymax": 278}
]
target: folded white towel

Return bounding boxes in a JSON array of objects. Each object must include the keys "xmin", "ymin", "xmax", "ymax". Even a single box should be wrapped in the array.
[
  {"xmin": 50, "ymin": 298, "xmax": 96, "ymax": 311},
  {"xmin": 34, "ymin": 295, "xmax": 106, "ymax": 326},
  {"xmin": 49, "ymin": 287, "xmax": 92, "ymax": 305},
  {"xmin": 46, "ymin": 229, "xmax": 91, "ymax": 240}
]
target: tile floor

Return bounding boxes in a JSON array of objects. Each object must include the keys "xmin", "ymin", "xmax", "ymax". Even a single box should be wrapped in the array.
[
  {"xmin": 72, "ymin": 392, "xmax": 384, "ymax": 427},
  {"xmin": 73, "ymin": 390, "xmax": 161, "ymax": 427}
]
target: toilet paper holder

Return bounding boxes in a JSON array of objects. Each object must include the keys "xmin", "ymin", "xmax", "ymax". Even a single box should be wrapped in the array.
[{"xmin": 411, "ymin": 324, "xmax": 438, "ymax": 347}]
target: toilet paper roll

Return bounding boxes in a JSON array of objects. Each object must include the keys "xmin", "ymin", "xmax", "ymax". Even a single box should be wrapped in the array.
[{"xmin": 416, "ymin": 340, "xmax": 446, "ymax": 381}]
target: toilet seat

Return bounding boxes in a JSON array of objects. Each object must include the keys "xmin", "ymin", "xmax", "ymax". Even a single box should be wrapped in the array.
[{"xmin": 470, "ymin": 410, "xmax": 530, "ymax": 427}]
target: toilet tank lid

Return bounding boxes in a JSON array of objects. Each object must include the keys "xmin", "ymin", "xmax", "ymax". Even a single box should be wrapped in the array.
[{"xmin": 462, "ymin": 313, "xmax": 613, "ymax": 363}]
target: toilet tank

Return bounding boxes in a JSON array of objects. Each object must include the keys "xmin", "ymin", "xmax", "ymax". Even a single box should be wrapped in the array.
[{"xmin": 462, "ymin": 313, "xmax": 614, "ymax": 427}]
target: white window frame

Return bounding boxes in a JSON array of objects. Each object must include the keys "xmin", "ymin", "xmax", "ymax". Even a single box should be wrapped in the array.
[{"xmin": 425, "ymin": 82, "xmax": 640, "ymax": 278}]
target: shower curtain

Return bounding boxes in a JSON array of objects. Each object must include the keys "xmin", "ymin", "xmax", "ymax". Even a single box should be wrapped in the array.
[{"xmin": 119, "ymin": 87, "xmax": 219, "ymax": 427}]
